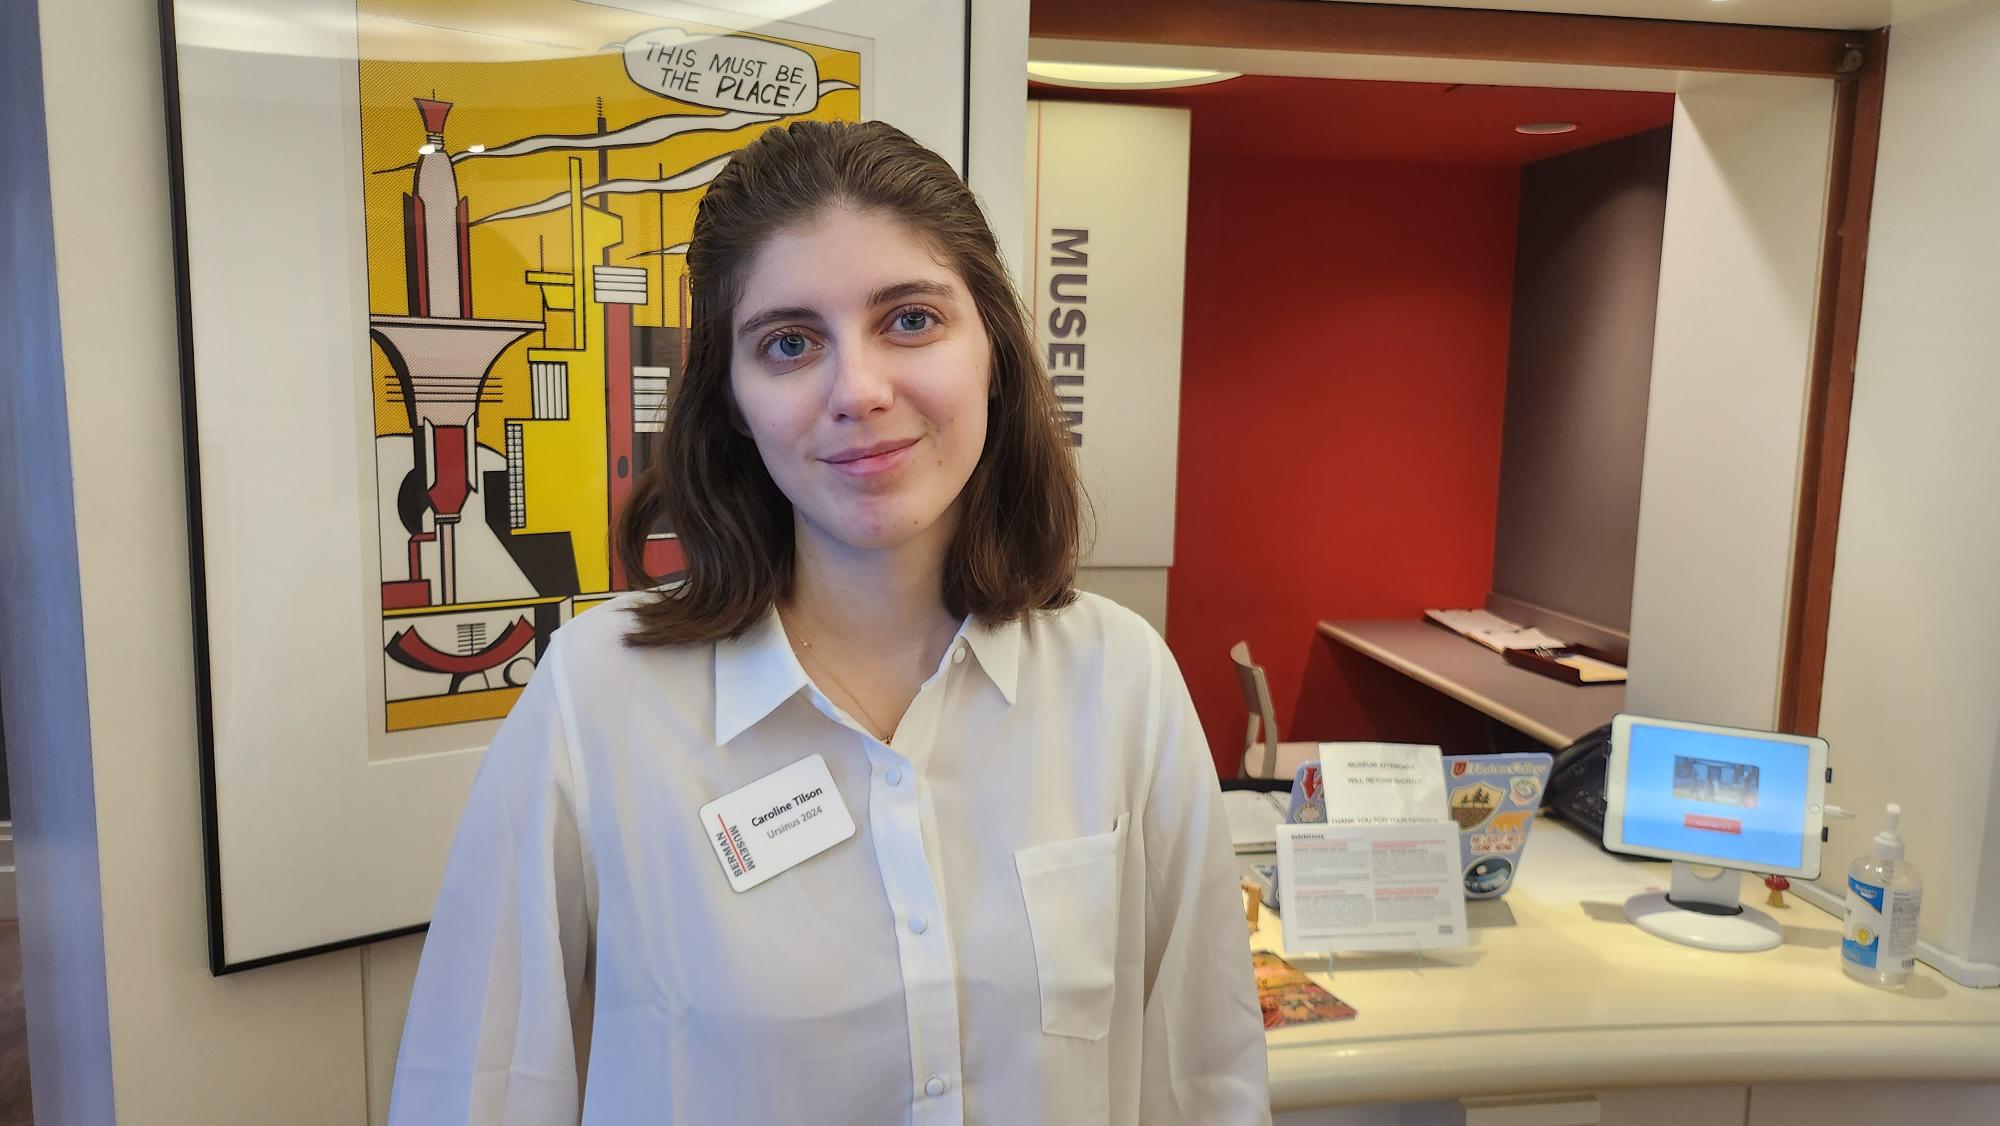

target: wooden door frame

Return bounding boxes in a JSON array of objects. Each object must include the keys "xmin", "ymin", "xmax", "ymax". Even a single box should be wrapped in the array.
[
  {"xmin": 1030, "ymin": 0, "xmax": 1886, "ymax": 736},
  {"xmin": 1779, "ymin": 29, "xmax": 1888, "ymax": 735}
]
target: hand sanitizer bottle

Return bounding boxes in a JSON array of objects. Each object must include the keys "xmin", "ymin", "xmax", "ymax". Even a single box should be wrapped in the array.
[{"xmin": 1842, "ymin": 803, "xmax": 1923, "ymax": 987}]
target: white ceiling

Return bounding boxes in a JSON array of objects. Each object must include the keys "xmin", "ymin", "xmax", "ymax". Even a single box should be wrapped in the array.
[
  {"xmin": 1312, "ymin": 0, "xmax": 1976, "ymax": 32},
  {"xmin": 1031, "ymin": 0, "xmax": 1985, "ymax": 92}
]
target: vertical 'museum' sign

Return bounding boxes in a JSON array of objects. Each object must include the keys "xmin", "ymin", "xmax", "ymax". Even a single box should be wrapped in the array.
[{"xmin": 1026, "ymin": 101, "xmax": 1190, "ymax": 568}]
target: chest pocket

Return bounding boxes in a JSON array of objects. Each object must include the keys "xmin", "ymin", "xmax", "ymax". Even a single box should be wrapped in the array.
[{"xmin": 1013, "ymin": 812, "xmax": 1129, "ymax": 1041}]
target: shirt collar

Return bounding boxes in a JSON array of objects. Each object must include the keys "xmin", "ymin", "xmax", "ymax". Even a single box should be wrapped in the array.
[
  {"xmin": 713, "ymin": 606, "xmax": 809, "ymax": 747},
  {"xmin": 960, "ymin": 613, "xmax": 1022, "ymax": 706},
  {"xmin": 711, "ymin": 605, "xmax": 1024, "ymax": 747}
]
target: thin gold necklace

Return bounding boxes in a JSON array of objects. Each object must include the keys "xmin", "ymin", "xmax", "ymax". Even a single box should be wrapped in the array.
[{"xmin": 786, "ymin": 619, "xmax": 896, "ymax": 743}]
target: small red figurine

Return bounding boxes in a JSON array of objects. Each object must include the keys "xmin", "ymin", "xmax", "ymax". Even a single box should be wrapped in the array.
[{"xmin": 1764, "ymin": 874, "xmax": 1791, "ymax": 908}]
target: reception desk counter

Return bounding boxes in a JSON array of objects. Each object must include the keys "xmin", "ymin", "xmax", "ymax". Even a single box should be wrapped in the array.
[{"xmin": 1253, "ymin": 819, "xmax": 2000, "ymax": 1111}]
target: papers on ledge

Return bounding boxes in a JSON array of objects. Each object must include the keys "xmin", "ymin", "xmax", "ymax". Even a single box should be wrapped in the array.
[{"xmin": 1424, "ymin": 608, "xmax": 1567, "ymax": 654}]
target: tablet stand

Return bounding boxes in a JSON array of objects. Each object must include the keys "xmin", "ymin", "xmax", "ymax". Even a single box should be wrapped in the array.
[{"xmin": 1624, "ymin": 860, "xmax": 1784, "ymax": 952}]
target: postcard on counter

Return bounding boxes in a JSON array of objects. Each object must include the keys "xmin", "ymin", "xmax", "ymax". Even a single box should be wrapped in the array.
[
  {"xmin": 1251, "ymin": 950, "xmax": 1357, "ymax": 1028},
  {"xmin": 1276, "ymin": 820, "xmax": 1468, "ymax": 955}
]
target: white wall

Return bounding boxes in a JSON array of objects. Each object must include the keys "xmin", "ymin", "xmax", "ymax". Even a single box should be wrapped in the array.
[
  {"xmin": 1625, "ymin": 74, "xmax": 1834, "ymax": 729},
  {"xmin": 971, "ymin": 0, "xmax": 1029, "ymax": 290},
  {"xmin": 1078, "ymin": 567, "xmax": 1169, "ymax": 634},
  {"xmin": 1817, "ymin": 0, "xmax": 2000, "ymax": 966}
]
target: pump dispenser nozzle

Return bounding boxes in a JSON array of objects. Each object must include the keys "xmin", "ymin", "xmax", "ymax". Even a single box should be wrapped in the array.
[{"xmin": 1872, "ymin": 803, "xmax": 1905, "ymax": 862}]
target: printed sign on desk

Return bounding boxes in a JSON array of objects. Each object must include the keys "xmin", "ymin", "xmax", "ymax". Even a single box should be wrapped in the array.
[
  {"xmin": 1317, "ymin": 743, "xmax": 1449, "ymax": 825},
  {"xmin": 1276, "ymin": 821, "xmax": 1469, "ymax": 955}
]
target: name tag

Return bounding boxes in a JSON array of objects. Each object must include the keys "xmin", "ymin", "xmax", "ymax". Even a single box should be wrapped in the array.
[{"xmin": 699, "ymin": 753, "xmax": 856, "ymax": 893}]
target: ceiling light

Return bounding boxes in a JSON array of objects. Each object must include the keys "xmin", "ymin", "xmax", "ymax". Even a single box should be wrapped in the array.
[
  {"xmin": 1516, "ymin": 122, "xmax": 1579, "ymax": 135},
  {"xmin": 1026, "ymin": 61, "xmax": 1238, "ymax": 90}
]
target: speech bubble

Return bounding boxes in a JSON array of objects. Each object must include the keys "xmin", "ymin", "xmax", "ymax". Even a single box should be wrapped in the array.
[{"xmin": 623, "ymin": 28, "xmax": 820, "ymax": 114}]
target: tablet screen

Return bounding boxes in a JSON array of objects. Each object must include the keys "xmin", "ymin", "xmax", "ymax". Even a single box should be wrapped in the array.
[{"xmin": 1618, "ymin": 721, "xmax": 1813, "ymax": 871}]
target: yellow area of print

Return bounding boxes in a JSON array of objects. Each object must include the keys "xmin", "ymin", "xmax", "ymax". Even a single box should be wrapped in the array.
[{"xmin": 358, "ymin": 0, "xmax": 864, "ymax": 733}]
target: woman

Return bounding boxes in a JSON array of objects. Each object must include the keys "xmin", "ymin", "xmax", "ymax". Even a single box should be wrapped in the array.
[{"xmin": 389, "ymin": 119, "xmax": 1269, "ymax": 1126}]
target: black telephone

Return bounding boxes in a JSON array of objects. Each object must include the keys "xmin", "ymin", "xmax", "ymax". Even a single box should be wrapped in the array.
[{"xmin": 1544, "ymin": 722, "xmax": 1614, "ymax": 842}]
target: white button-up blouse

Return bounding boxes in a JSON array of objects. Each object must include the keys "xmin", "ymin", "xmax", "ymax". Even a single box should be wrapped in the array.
[{"xmin": 388, "ymin": 590, "xmax": 1271, "ymax": 1125}]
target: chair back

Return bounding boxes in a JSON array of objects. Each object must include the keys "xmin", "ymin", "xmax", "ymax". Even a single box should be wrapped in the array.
[{"xmin": 1229, "ymin": 641, "xmax": 1281, "ymax": 778}]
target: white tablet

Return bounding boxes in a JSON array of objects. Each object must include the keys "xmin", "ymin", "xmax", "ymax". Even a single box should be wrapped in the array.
[{"xmin": 1602, "ymin": 713, "xmax": 1828, "ymax": 879}]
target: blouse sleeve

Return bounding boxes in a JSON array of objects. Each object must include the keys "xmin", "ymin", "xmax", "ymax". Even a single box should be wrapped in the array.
[
  {"xmin": 1137, "ymin": 630, "xmax": 1273, "ymax": 1125},
  {"xmin": 388, "ymin": 637, "xmax": 597, "ymax": 1126}
]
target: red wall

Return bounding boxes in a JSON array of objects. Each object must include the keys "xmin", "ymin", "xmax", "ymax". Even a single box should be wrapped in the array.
[{"xmin": 1165, "ymin": 156, "xmax": 1519, "ymax": 778}]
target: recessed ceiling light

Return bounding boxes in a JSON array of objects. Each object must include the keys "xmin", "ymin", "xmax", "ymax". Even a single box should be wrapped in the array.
[
  {"xmin": 1026, "ymin": 61, "xmax": 1239, "ymax": 90},
  {"xmin": 1516, "ymin": 122, "xmax": 1579, "ymax": 135}
]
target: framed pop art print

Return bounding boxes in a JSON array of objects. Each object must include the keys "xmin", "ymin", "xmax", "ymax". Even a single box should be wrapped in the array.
[{"xmin": 161, "ymin": 0, "xmax": 975, "ymax": 972}]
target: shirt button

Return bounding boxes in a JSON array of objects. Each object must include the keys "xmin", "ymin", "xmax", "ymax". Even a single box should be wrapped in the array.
[
  {"xmin": 925, "ymin": 1076, "xmax": 947, "ymax": 1097},
  {"xmin": 909, "ymin": 914, "xmax": 929, "ymax": 935},
  {"xmin": 886, "ymin": 766, "xmax": 903, "ymax": 786},
  {"xmin": 951, "ymin": 644, "xmax": 967, "ymax": 664}
]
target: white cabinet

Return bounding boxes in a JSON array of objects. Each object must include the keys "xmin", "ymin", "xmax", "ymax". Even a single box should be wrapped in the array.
[
  {"xmin": 1276, "ymin": 1087, "xmax": 1749, "ymax": 1126},
  {"xmin": 1745, "ymin": 1082, "xmax": 2000, "ymax": 1125},
  {"xmin": 1278, "ymin": 1082, "xmax": 2000, "ymax": 1126},
  {"xmin": 1274, "ymin": 1102, "xmax": 1457, "ymax": 1126}
]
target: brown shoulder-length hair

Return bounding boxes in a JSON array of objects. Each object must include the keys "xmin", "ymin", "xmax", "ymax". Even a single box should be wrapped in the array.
[{"xmin": 616, "ymin": 119, "xmax": 1081, "ymax": 646}]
